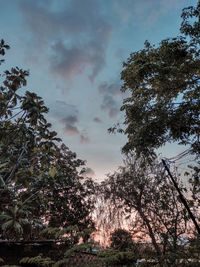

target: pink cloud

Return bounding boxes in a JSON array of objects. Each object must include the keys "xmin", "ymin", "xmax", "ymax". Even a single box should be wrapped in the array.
[{"xmin": 20, "ymin": 0, "xmax": 112, "ymax": 82}]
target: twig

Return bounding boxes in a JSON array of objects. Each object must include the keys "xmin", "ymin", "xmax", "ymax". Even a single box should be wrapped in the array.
[{"xmin": 5, "ymin": 140, "xmax": 29, "ymax": 184}]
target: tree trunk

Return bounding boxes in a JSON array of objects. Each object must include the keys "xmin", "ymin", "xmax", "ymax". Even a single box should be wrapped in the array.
[{"xmin": 138, "ymin": 208, "xmax": 164, "ymax": 266}]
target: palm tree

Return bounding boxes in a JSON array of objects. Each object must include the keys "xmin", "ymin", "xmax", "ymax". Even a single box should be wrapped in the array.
[{"xmin": 0, "ymin": 203, "xmax": 30, "ymax": 241}]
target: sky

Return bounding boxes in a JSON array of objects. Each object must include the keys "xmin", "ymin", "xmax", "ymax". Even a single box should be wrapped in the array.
[{"xmin": 0, "ymin": 0, "xmax": 197, "ymax": 181}]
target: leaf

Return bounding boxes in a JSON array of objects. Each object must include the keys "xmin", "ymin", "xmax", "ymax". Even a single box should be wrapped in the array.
[
  {"xmin": 14, "ymin": 222, "xmax": 23, "ymax": 234},
  {"xmin": 0, "ymin": 175, "xmax": 5, "ymax": 186},
  {"xmin": 13, "ymin": 205, "xmax": 19, "ymax": 215},
  {"xmin": 0, "ymin": 214, "xmax": 12, "ymax": 221},
  {"xmin": 49, "ymin": 167, "xmax": 57, "ymax": 178},
  {"xmin": 33, "ymin": 147, "xmax": 38, "ymax": 153},
  {"xmin": 29, "ymin": 166, "xmax": 34, "ymax": 174},
  {"xmin": 2, "ymin": 220, "xmax": 13, "ymax": 231},
  {"xmin": 0, "ymin": 162, "xmax": 8, "ymax": 169}
]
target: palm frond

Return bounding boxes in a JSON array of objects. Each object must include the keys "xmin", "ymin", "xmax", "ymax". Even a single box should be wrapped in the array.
[{"xmin": 2, "ymin": 220, "xmax": 13, "ymax": 231}]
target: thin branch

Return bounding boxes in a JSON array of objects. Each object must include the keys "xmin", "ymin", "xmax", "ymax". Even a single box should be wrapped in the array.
[
  {"xmin": 21, "ymin": 189, "xmax": 41, "ymax": 207},
  {"xmin": 2, "ymin": 109, "xmax": 23, "ymax": 122},
  {"xmin": 5, "ymin": 141, "xmax": 29, "ymax": 184}
]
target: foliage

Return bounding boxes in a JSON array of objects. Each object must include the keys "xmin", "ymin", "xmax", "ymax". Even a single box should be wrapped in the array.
[
  {"xmin": 0, "ymin": 39, "xmax": 95, "ymax": 247},
  {"xmin": 54, "ymin": 241, "xmax": 99, "ymax": 267},
  {"xmin": 19, "ymin": 254, "xmax": 54, "ymax": 266},
  {"xmin": 0, "ymin": 204, "xmax": 31, "ymax": 240},
  {"xmin": 40, "ymin": 225, "xmax": 95, "ymax": 247},
  {"xmin": 97, "ymin": 248, "xmax": 137, "ymax": 266},
  {"xmin": 110, "ymin": 228, "xmax": 134, "ymax": 251},
  {"xmin": 101, "ymin": 156, "xmax": 193, "ymax": 264},
  {"xmin": 53, "ymin": 258, "xmax": 70, "ymax": 267},
  {"xmin": 92, "ymin": 189, "xmax": 129, "ymax": 245},
  {"xmin": 186, "ymin": 235, "xmax": 200, "ymax": 261},
  {"xmin": 106, "ymin": 4, "xmax": 200, "ymax": 264},
  {"xmin": 64, "ymin": 242, "xmax": 95, "ymax": 257},
  {"xmin": 185, "ymin": 161, "xmax": 200, "ymax": 213},
  {"xmin": 113, "ymin": 2, "xmax": 200, "ymax": 158}
]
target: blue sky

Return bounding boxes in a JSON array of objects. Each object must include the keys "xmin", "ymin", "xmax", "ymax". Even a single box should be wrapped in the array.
[{"xmin": 0, "ymin": 0, "xmax": 197, "ymax": 180}]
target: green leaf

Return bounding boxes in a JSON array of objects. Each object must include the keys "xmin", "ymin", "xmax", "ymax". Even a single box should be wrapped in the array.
[
  {"xmin": 0, "ymin": 162, "xmax": 8, "ymax": 169},
  {"xmin": 49, "ymin": 167, "xmax": 57, "ymax": 178},
  {"xmin": 2, "ymin": 220, "xmax": 13, "ymax": 231}
]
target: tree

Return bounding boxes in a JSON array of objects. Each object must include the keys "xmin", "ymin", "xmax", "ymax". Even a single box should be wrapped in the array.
[
  {"xmin": 96, "ymin": 228, "xmax": 138, "ymax": 267},
  {"xmin": 0, "ymin": 39, "xmax": 95, "ymax": 245},
  {"xmin": 117, "ymin": 2, "xmax": 200, "ymax": 158},
  {"xmin": 102, "ymin": 157, "xmax": 193, "ymax": 265},
  {"xmin": 110, "ymin": 229, "xmax": 133, "ymax": 251},
  {"xmin": 0, "ymin": 204, "xmax": 30, "ymax": 241}
]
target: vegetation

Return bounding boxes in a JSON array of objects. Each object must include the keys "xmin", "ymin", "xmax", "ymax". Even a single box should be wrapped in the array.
[
  {"xmin": 110, "ymin": 228, "xmax": 134, "ymax": 251},
  {"xmin": 104, "ymin": 1, "xmax": 200, "ymax": 266},
  {"xmin": 19, "ymin": 254, "xmax": 54, "ymax": 266},
  {"xmin": 110, "ymin": 2, "xmax": 200, "ymax": 159},
  {"xmin": 100, "ymin": 156, "xmax": 200, "ymax": 265},
  {"xmin": 0, "ymin": 1, "xmax": 200, "ymax": 266},
  {"xmin": 0, "ymin": 40, "xmax": 95, "ymax": 264},
  {"xmin": 97, "ymin": 249, "xmax": 137, "ymax": 266}
]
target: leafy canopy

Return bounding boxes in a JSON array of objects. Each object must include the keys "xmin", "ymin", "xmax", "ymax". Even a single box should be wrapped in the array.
[
  {"xmin": 102, "ymin": 157, "xmax": 194, "ymax": 264},
  {"xmin": 119, "ymin": 2, "xmax": 200, "ymax": 157},
  {"xmin": 110, "ymin": 228, "xmax": 134, "ymax": 251},
  {"xmin": 0, "ymin": 39, "xmax": 95, "ymax": 243}
]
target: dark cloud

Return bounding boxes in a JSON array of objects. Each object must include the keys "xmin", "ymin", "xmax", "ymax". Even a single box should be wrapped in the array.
[
  {"xmin": 101, "ymin": 95, "xmax": 119, "ymax": 118},
  {"xmin": 19, "ymin": 0, "xmax": 56, "ymax": 45},
  {"xmin": 63, "ymin": 125, "xmax": 79, "ymax": 135},
  {"xmin": 80, "ymin": 133, "xmax": 90, "ymax": 144},
  {"xmin": 98, "ymin": 82, "xmax": 121, "ymax": 96},
  {"xmin": 82, "ymin": 167, "xmax": 95, "ymax": 178},
  {"xmin": 63, "ymin": 115, "xmax": 78, "ymax": 125},
  {"xmin": 51, "ymin": 100, "xmax": 91, "ymax": 140},
  {"xmin": 51, "ymin": 100, "xmax": 77, "ymax": 118},
  {"xmin": 62, "ymin": 115, "xmax": 79, "ymax": 135},
  {"xmin": 93, "ymin": 117, "xmax": 102, "ymax": 123},
  {"xmin": 20, "ymin": 0, "xmax": 112, "ymax": 82},
  {"xmin": 50, "ymin": 41, "xmax": 105, "ymax": 81},
  {"xmin": 98, "ymin": 81, "xmax": 121, "ymax": 118}
]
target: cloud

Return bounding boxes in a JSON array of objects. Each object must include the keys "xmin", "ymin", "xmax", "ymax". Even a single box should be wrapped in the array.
[
  {"xmin": 62, "ymin": 115, "xmax": 79, "ymax": 135},
  {"xmin": 82, "ymin": 167, "xmax": 95, "ymax": 178},
  {"xmin": 50, "ymin": 40, "xmax": 105, "ymax": 81},
  {"xmin": 112, "ymin": 0, "xmax": 181, "ymax": 28},
  {"xmin": 98, "ymin": 82, "xmax": 121, "ymax": 96},
  {"xmin": 93, "ymin": 117, "xmax": 102, "ymax": 123},
  {"xmin": 80, "ymin": 133, "xmax": 90, "ymax": 144},
  {"xmin": 64, "ymin": 125, "xmax": 79, "ymax": 135},
  {"xmin": 50, "ymin": 100, "xmax": 91, "ymax": 141},
  {"xmin": 135, "ymin": 0, "xmax": 181, "ymax": 28},
  {"xmin": 51, "ymin": 100, "xmax": 77, "ymax": 118},
  {"xmin": 101, "ymin": 95, "xmax": 120, "ymax": 118},
  {"xmin": 98, "ymin": 81, "xmax": 121, "ymax": 118},
  {"xmin": 19, "ymin": 0, "xmax": 112, "ymax": 82}
]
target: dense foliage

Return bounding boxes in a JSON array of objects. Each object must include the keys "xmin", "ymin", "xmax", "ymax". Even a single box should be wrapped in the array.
[
  {"xmin": 101, "ymin": 157, "xmax": 198, "ymax": 265},
  {"xmin": 1, "ymin": 1, "xmax": 200, "ymax": 266},
  {"xmin": 0, "ymin": 40, "xmax": 95, "ymax": 246},
  {"xmin": 118, "ymin": 2, "xmax": 200, "ymax": 158},
  {"xmin": 104, "ymin": 2, "xmax": 200, "ymax": 265},
  {"xmin": 110, "ymin": 228, "xmax": 134, "ymax": 251}
]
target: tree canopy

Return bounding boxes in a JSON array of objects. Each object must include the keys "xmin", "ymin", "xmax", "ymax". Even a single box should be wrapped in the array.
[
  {"xmin": 0, "ymin": 40, "xmax": 95, "ymax": 243},
  {"xmin": 110, "ymin": 228, "xmax": 133, "ymax": 251},
  {"xmin": 101, "ymin": 157, "xmax": 197, "ymax": 265},
  {"xmin": 119, "ymin": 2, "xmax": 200, "ymax": 158}
]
